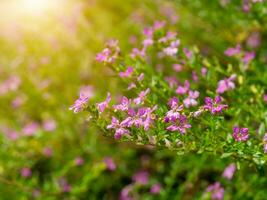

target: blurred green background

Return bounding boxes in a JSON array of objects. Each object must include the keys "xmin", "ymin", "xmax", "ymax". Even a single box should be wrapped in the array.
[{"xmin": 0, "ymin": 0, "xmax": 266, "ymax": 199}]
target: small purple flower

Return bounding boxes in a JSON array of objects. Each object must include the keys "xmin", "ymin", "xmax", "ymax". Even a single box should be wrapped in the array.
[
  {"xmin": 203, "ymin": 96, "xmax": 228, "ymax": 114},
  {"xmin": 150, "ymin": 183, "xmax": 161, "ymax": 194},
  {"xmin": 159, "ymin": 31, "xmax": 177, "ymax": 43},
  {"xmin": 124, "ymin": 106, "xmax": 157, "ymax": 131},
  {"xmin": 183, "ymin": 48, "xmax": 193, "ymax": 59},
  {"xmin": 113, "ymin": 96, "xmax": 131, "ymax": 111},
  {"xmin": 232, "ymin": 126, "xmax": 249, "ymax": 142},
  {"xmin": 120, "ymin": 184, "xmax": 133, "ymax": 200},
  {"xmin": 127, "ymin": 82, "xmax": 136, "ymax": 90},
  {"xmin": 192, "ymin": 71, "xmax": 199, "ymax": 82},
  {"xmin": 119, "ymin": 67, "xmax": 134, "ymax": 78},
  {"xmin": 206, "ymin": 182, "xmax": 224, "ymax": 200},
  {"xmin": 132, "ymin": 170, "xmax": 149, "ymax": 185},
  {"xmin": 58, "ymin": 178, "xmax": 71, "ymax": 193},
  {"xmin": 133, "ymin": 88, "xmax": 150, "ymax": 105},
  {"xmin": 43, "ymin": 119, "xmax": 57, "ymax": 132},
  {"xmin": 96, "ymin": 48, "xmax": 111, "ymax": 62},
  {"xmin": 21, "ymin": 167, "xmax": 32, "ymax": 178},
  {"xmin": 43, "ymin": 147, "xmax": 53, "ymax": 157},
  {"xmin": 165, "ymin": 76, "xmax": 178, "ymax": 88},
  {"xmin": 163, "ymin": 39, "xmax": 180, "ymax": 56},
  {"xmin": 80, "ymin": 85, "xmax": 94, "ymax": 98},
  {"xmin": 96, "ymin": 92, "xmax": 111, "ymax": 113},
  {"xmin": 23, "ymin": 122, "xmax": 39, "ymax": 136},
  {"xmin": 166, "ymin": 115, "xmax": 191, "ymax": 134},
  {"xmin": 96, "ymin": 40, "xmax": 120, "ymax": 64},
  {"xmin": 69, "ymin": 92, "xmax": 90, "ymax": 113},
  {"xmin": 216, "ymin": 74, "xmax": 236, "ymax": 94},
  {"xmin": 222, "ymin": 163, "xmax": 236, "ymax": 180},
  {"xmin": 0, "ymin": 75, "xmax": 21, "ymax": 95},
  {"xmin": 172, "ymin": 63, "xmax": 183, "ymax": 72},
  {"xmin": 264, "ymin": 94, "xmax": 267, "ymax": 102},
  {"xmin": 107, "ymin": 117, "xmax": 129, "ymax": 139},
  {"xmin": 176, "ymin": 80, "xmax": 190, "ymax": 95},
  {"xmin": 243, "ymin": 51, "xmax": 255, "ymax": 64},
  {"xmin": 263, "ymin": 133, "xmax": 267, "ymax": 153},
  {"xmin": 168, "ymin": 97, "xmax": 179, "ymax": 109},
  {"xmin": 143, "ymin": 27, "xmax": 154, "ymax": 38},
  {"xmin": 153, "ymin": 20, "xmax": 166, "ymax": 30},
  {"xmin": 224, "ymin": 44, "xmax": 241, "ymax": 56},
  {"xmin": 201, "ymin": 67, "xmax": 207, "ymax": 77},
  {"xmin": 74, "ymin": 156, "xmax": 84, "ymax": 166},
  {"xmin": 183, "ymin": 90, "xmax": 199, "ymax": 108},
  {"xmin": 137, "ymin": 73, "xmax": 144, "ymax": 82},
  {"xmin": 247, "ymin": 32, "xmax": 261, "ymax": 48},
  {"xmin": 165, "ymin": 100, "xmax": 183, "ymax": 123},
  {"xmin": 104, "ymin": 157, "xmax": 116, "ymax": 171}
]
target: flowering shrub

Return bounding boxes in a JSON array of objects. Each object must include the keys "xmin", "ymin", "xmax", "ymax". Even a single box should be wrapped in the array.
[{"xmin": 74, "ymin": 20, "xmax": 266, "ymax": 167}]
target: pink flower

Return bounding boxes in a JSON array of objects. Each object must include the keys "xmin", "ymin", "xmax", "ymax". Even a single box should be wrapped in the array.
[
  {"xmin": 165, "ymin": 76, "xmax": 178, "ymax": 88},
  {"xmin": 264, "ymin": 94, "xmax": 267, "ymax": 102},
  {"xmin": 21, "ymin": 167, "xmax": 32, "ymax": 178},
  {"xmin": 203, "ymin": 96, "xmax": 228, "ymax": 114},
  {"xmin": 163, "ymin": 40, "xmax": 180, "ymax": 56},
  {"xmin": 192, "ymin": 71, "xmax": 199, "ymax": 82},
  {"xmin": 23, "ymin": 122, "xmax": 39, "ymax": 136},
  {"xmin": 242, "ymin": 51, "xmax": 255, "ymax": 64},
  {"xmin": 43, "ymin": 119, "xmax": 57, "ymax": 132},
  {"xmin": 183, "ymin": 48, "xmax": 193, "ymax": 59},
  {"xmin": 143, "ymin": 27, "xmax": 154, "ymax": 38},
  {"xmin": 120, "ymin": 184, "xmax": 133, "ymax": 200},
  {"xmin": 166, "ymin": 115, "xmax": 191, "ymax": 134},
  {"xmin": 95, "ymin": 40, "xmax": 120, "ymax": 63},
  {"xmin": 252, "ymin": 0, "xmax": 263, "ymax": 3},
  {"xmin": 206, "ymin": 182, "xmax": 224, "ymax": 200},
  {"xmin": 96, "ymin": 48, "xmax": 111, "ymax": 62},
  {"xmin": 1, "ymin": 127, "xmax": 19, "ymax": 140},
  {"xmin": 172, "ymin": 64, "xmax": 183, "ymax": 72},
  {"xmin": 127, "ymin": 82, "xmax": 136, "ymax": 90},
  {"xmin": 247, "ymin": 32, "xmax": 261, "ymax": 48},
  {"xmin": 232, "ymin": 126, "xmax": 249, "ymax": 142},
  {"xmin": 113, "ymin": 96, "xmax": 131, "ymax": 111},
  {"xmin": 137, "ymin": 73, "xmax": 144, "ymax": 82},
  {"xmin": 119, "ymin": 67, "xmax": 134, "ymax": 78},
  {"xmin": 176, "ymin": 80, "xmax": 190, "ymax": 95},
  {"xmin": 224, "ymin": 44, "xmax": 241, "ymax": 56},
  {"xmin": 153, "ymin": 20, "xmax": 166, "ymax": 30},
  {"xmin": 80, "ymin": 85, "xmax": 94, "ymax": 98},
  {"xmin": 165, "ymin": 98, "xmax": 183, "ymax": 122},
  {"xmin": 107, "ymin": 117, "xmax": 129, "ymax": 139},
  {"xmin": 222, "ymin": 163, "xmax": 236, "ymax": 180},
  {"xmin": 263, "ymin": 133, "xmax": 267, "ymax": 153},
  {"xmin": 0, "ymin": 75, "xmax": 21, "ymax": 95},
  {"xmin": 58, "ymin": 178, "xmax": 71, "ymax": 193},
  {"xmin": 12, "ymin": 95, "xmax": 25, "ymax": 108},
  {"xmin": 104, "ymin": 157, "xmax": 116, "ymax": 171},
  {"xmin": 150, "ymin": 183, "xmax": 161, "ymax": 194},
  {"xmin": 159, "ymin": 31, "xmax": 177, "ymax": 43},
  {"xmin": 69, "ymin": 89, "xmax": 91, "ymax": 113},
  {"xmin": 133, "ymin": 88, "xmax": 150, "ymax": 105},
  {"xmin": 96, "ymin": 92, "xmax": 111, "ymax": 113},
  {"xmin": 201, "ymin": 67, "xmax": 207, "ymax": 77},
  {"xmin": 43, "ymin": 147, "xmax": 53, "ymax": 157},
  {"xmin": 216, "ymin": 74, "xmax": 236, "ymax": 94},
  {"xmin": 183, "ymin": 90, "xmax": 199, "ymax": 108},
  {"xmin": 168, "ymin": 97, "xmax": 179, "ymax": 108},
  {"xmin": 132, "ymin": 170, "xmax": 149, "ymax": 185},
  {"xmin": 74, "ymin": 157, "xmax": 84, "ymax": 166}
]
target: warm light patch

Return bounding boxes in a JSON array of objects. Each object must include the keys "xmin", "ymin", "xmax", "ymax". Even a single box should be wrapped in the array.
[{"xmin": 16, "ymin": 0, "xmax": 61, "ymax": 16}]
